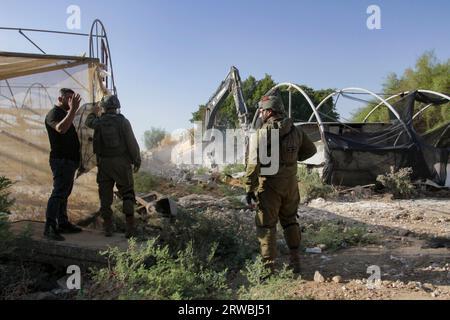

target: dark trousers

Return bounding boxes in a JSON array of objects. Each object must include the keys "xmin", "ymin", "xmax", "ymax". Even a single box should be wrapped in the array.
[
  {"xmin": 97, "ymin": 156, "xmax": 135, "ymax": 219},
  {"xmin": 45, "ymin": 158, "xmax": 79, "ymax": 226}
]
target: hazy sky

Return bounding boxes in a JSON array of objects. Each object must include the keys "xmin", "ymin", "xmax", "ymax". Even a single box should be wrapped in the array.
[{"xmin": 1, "ymin": 0, "xmax": 449, "ymax": 144}]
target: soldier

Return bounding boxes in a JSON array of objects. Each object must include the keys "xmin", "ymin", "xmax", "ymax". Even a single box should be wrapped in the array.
[
  {"xmin": 85, "ymin": 95, "xmax": 141, "ymax": 238},
  {"xmin": 44, "ymin": 88, "xmax": 83, "ymax": 241},
  {"xmin": 244, "ymin": 95, "xmax": 316, "ymax": 274}
]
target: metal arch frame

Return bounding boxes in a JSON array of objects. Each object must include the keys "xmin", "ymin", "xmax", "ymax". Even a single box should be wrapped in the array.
[
  {"xmin": 412, "ymin": 103, "xmax": 433, "ymax": 121},
  {"xmin": 309, "ymin": 87, "xmax": 413, "ymax": 139},
  {"xmin": 412, "ymin": 90, "xmax": 450, "ymax": 120},
  {"xmin": 362, "ymin": 92, "xmax": 409, "ymax": 123},
  {"xmin": 361, "ymin": 90, "xmax": 450, "ymax": 122},
  {"xmin": 307, "ymin": 91, "xmax": 336, "ymax": 123},
  {"xmin": 20, "ymin": 83, "xmax": 53, "ymax": 110},
  {"xmin": 89, "ymin": 19, "xmax": 117, "ymax": 96},
  {"xmin": 258, "ymin": 82, "xmax": 325, "ymax": 138},
  {"xmin": 309, "ymin": 89, "xmax": 406, "ymax": 123}
]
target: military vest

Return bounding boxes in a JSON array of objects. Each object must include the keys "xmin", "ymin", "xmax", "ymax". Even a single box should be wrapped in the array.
[
  {"xmin": 94, "ymin": 114, "xmax": 128, "ymax": 158},
  {"xmin": 263, "ymin": 118, "xmax": 302, "ymax": 167}
]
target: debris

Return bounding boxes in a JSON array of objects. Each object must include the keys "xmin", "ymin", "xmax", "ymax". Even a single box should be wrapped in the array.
[
  {"xmin": 332, "ymin": 276, "xmax": 343, "ymax": 284},
  {"xmin": 320, "ymin": 255, "xmax": 331, "ymax": 261},
  {"xmin": 310, "ymin": 198, "xmax": 325, "ymax": 205},
  {"xmin": 306, "ymin": 247, "xmax": 322, "ymax": 254},
  {"xmin": 390, "ymin": 255, "xmax": 407, "ymax": 264},
  {"xmin": 314, "ymin": 271, "xmax": 326, "ymax": 283},
  {"xmin": 382, "ymin": 280, "xmax": 392, "ymax": 286},
  {"xmin": 231, "ymin": 172, "xmax": 246, "ymax": 179},
  {"xmin": 338, "ymin": 184, "xmax": 375, "ymax": 194},
  {"xmin": 192, "ymin": 174, "xmax": 212, "ymax": 184},
  {"xmin": 407, "ymin": 281, "xmax": 422, "ymax": 290},
  {"xmin": 155, "ymin": 197, "xmax": 177, "ymax": 217},
  {"xmin": 397, "ymin": 229, "xmax": 411, "ymax": 237},
  {"xmin": 423, "ymin": 237, "xmax": 450, "ymax": 249},
  {"xmin": 431, "ymin": 290, "xmax": 440, "ymax": 298},
  {"xmin": 422, "ymin": 283, "xmax": 436, "ymax": 292},
  {"xmin": 394, "ymin": 212, "xmax": 410, "ymax": 220}
]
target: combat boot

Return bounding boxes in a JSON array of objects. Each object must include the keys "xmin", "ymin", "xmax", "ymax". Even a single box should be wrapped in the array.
[
  {"xmin": 289, "ymin": 249, "xmax": 301, "ymax": 274},
  {"xmin": 125, "ymin": 215, "xmax": 137, "ymax": 239},
  {"xmin": 44, "ymin": 223, "xmax": 65, "ymax": 241},
  {"xmin": 103, "ymin": 216, "xmax": 114, "ymax": 237}
]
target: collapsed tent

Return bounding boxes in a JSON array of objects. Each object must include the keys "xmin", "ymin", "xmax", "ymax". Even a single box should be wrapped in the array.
[
  {"xmin": 259, "ymin": 84, "xmax": 450, "ymax": 188},
  {"xmin": 321, "ymin": 91, "xmax": 450, "ymax": 187}
]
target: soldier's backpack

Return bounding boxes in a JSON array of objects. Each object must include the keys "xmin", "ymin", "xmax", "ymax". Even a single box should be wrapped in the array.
[
  {"xmin": 95, "ymin": 114, "xmax": 127, "ymax": 157},
  {"xmin": 279, "ymin": 124, "xmax": 301, "ymax": 166}
]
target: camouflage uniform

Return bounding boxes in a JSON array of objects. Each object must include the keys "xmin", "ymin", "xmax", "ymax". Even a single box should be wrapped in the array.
[
  {"xmin": 245, "ymin": 95, "xmax": 316, "ymax": 273},
  {"xmin": 85, "ymin": 95, "xmax": 141, "ymax": 237}
]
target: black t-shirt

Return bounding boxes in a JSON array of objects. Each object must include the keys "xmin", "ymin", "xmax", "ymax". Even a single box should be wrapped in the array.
[{"xmin": 45, "ymin": 106, "xmax": 81, "ymax": 162}]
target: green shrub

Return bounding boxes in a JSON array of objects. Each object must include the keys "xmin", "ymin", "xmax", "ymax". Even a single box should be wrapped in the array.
[
  {"xmin": 185, "ymin": 184, "xmax": 205, "ymax": 195},
  {"xmin": 0, "ymin": 176, "xmax": 14, "ymax": 214},
  {"xmin": 238, "ymin": 256, "xmax": 296, "ymax": 300},
  {"xmin": 376, "ymin": 167, "xmax": 416, "ymax": 199},
  {"xmin": 195, "ymin": 166, "xmax": 210, "ymax": 175},
  {"xmin": 0, "ymin": 177, "xmax": 14, "ymax": 254},
  {"xmin": 0, "ymin": 213, "xmax": 11, "ymax": 253},
  {"xmin": 163, "ymin": 208, "xmax": 258, "ymax": 270},
  {"xmin": 302, "ymin": 221, "xmax": 377, "ymax": 252},
  {"xmin": 217, "ymin": 184, "xmax": 242, "ymax": 198},
  {"xmin": 297, "ymin": 165, "xmax": 334, "ymax": 202},
  {"xmin": 134, "ymin": 172, "xmax": 160, "ymax": 193},
  {"xmin": 222, "ymin": 164, "xmax": 246, "ymax": 177},
  {"xmin": 89, "ymin": 239, "xmax": 231, "ymax": 300}
]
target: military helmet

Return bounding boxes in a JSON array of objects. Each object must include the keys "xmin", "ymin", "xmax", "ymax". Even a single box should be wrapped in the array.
[
  {"xmin": 99, "ymin": 95, "xmax": 121, "ymax": 110},
  {"xmin": 259, "ymin": 95, "xmax": 285, "ymax": 114}
]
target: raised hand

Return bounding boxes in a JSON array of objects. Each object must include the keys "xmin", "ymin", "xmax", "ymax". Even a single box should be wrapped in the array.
[{"xmin": 68, "ymin": 93, "xmax": 82, "ymax": 113}]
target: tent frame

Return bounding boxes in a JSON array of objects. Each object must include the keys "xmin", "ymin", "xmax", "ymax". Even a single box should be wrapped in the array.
[
  {"xmin": 362, "ymin": 90, "xmax": 450, "ymax": 123},
  {"xmin": 0, "ymin": 19, "xmax": 116, "ymax": 95}
]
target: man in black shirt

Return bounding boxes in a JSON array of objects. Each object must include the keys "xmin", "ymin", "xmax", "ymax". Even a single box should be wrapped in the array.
[{"xmin": 44, "ymin": 88, "xmax": 83, "ymax": 241}]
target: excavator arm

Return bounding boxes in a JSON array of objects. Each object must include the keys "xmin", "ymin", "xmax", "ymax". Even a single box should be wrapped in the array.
[{"xmin": 204, "ymin": 66, "xmax": 249, "ymax": 131}]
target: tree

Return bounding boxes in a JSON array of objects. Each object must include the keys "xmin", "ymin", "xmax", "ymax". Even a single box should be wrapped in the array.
[
  {"xmin": 352, "ymin": 51, "xmax": 450, "ymax": 132},
  {"xmin": 144, "ymin": 127, "xmax": 168, "ymax": 150},
  {"xmin": 191, "ymin": 105, "xmax": 206, "ymax": 123}
]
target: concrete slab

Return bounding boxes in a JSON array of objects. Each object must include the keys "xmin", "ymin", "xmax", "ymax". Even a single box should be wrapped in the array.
[{"xmin": 7, "ymin": 222, "xmax": 129, "ymax": 269}]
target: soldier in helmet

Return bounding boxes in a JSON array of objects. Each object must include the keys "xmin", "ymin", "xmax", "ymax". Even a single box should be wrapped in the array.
[
  {"xmin": 244, "ymin": 95, "xmax": 316, "ymax": 274},
  {"xmin": 85, "ymin": 95, "xmax": 141, "ymax": 238}
]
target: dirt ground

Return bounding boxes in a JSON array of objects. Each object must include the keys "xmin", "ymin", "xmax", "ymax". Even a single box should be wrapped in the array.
[
  {"xmin": 7, "ymin": 172, "xmax": 99, "ymax": 223},
  {"xmin": 280, "ymin": 196, "xmax": 450, "ymax": 300}
]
